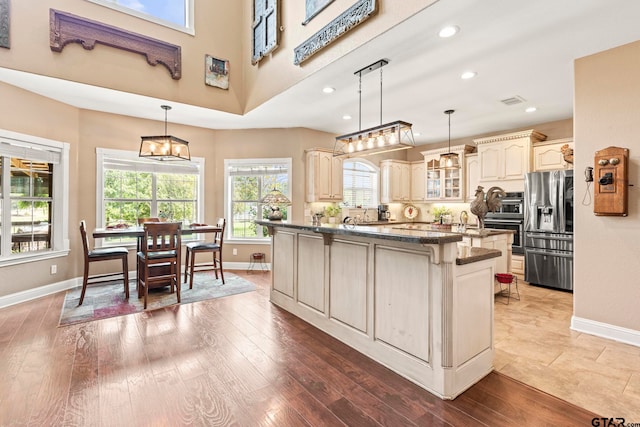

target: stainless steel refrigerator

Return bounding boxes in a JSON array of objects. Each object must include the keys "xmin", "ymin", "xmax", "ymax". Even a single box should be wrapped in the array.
[{"xmin": 524, "ymin": 170, "xmax": 574, "ymax": 291}]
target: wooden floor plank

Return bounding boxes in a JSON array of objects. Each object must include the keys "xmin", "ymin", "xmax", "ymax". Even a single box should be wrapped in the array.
[{"xmin": 0, "ymin": 270, "xmax": 600, "ymax": 427}]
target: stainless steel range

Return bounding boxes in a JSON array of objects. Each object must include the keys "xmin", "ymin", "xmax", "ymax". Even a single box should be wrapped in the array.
[
  {"xmin": 484, "ymin": 192, "xmax": 524, "ymax": 255},
  {"xmin": 524, "ymin": 170, "xmax": 573, "ymax": 291}
]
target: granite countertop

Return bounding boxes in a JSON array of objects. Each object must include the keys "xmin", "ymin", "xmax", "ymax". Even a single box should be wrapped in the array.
[
  {"xmin": 455, "ymin": 247, "xmax": 502, "ymax": 265},
  {"xmin": 256, "ymin": 220, "xmax": 503, "ymax": 264},
  {"xmin": 255, "ymin": 220, "xmax": 463, "ymax": 244}
]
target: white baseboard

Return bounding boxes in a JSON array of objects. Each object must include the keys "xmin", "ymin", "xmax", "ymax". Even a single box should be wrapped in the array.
[
  {"xmin": 0, "ymin": 263, "xmax": 270, "ymax": 310},
  {"xmin": 0, "ymin": 278, "xmax": 78, "ymax": 309},
  {"xmin": 571, "ymin": 316, "xmax": 640, "ymax": 348}
]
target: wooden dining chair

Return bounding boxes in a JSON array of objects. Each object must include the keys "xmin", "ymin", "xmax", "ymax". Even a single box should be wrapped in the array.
[
  {"xmin": 79, "ymin": 220, "xmax": 129, "ymax": 306},
  {"xmin": 137, "ymin": 222, "xmax": 182, "ymax": 309},
  {"xmin": 184, "ymin": 218, "xmax": 226, "ymax": 289},
  {"xmin": 137, "ymin": 217, "xmax": 160, "ymax": 225}
]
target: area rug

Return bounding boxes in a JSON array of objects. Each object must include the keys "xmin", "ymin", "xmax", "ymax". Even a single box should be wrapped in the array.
[{"xmin": 58, "ymin": 272, "xmax": 256, "ymax": 327}]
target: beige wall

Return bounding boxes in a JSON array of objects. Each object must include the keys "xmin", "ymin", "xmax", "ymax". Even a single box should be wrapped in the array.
[
  {"xmin": 0, "ymin": 84, "xmax": 335, "ymax": 297},
  {"xmin": 0, "ymin": 0, "xmax": 245, "ymax": 114},
  {"xmin": 242, "ymin": 0, "xmax": 438, "ymax": 112},
  {"xmin": 1, "ymin": 0, "xmax": 438, "ymax": 116},
  {"xmin": 0, "ymin": 83, "xmax": 80, "ymax": 296},
  {"xmin": 574, "ymin": 40, "xmax": 640, "ymax": 331}
]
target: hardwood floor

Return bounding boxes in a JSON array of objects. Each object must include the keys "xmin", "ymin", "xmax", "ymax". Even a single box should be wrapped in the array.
[{"xmin": 0, "ymin": 271, "xmax": 598, "ymax": 426}]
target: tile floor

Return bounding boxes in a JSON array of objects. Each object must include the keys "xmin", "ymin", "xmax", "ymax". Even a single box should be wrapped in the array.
[{"xmin": 494, "ymin": 280, "xmax": 640, "ymax": 421}]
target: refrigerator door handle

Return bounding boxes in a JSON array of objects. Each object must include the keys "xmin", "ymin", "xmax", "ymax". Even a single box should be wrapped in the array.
[
  {"xmin": 526, "ymin": 233, "xmax": 573, "ymax": 241},
  {"xmin": 526, "ymin": 249, "xmax": 573, "ymax": 258}
]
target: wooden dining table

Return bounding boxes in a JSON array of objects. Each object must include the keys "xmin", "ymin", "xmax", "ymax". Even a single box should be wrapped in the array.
[{"xmin": 92, "ymin": 224, "xmax": 222, "ymax": 285}]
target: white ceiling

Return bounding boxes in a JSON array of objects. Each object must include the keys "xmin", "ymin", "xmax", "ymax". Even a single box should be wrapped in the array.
[{"xmin": 1, "ymin": 0, "xmax": 640, "ymax": 146}]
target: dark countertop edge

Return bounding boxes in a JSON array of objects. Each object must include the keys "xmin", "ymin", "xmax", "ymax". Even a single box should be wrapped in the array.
[
  {"xmin": 255, "ymin": 220, "xmax": 462, "ymax": 244},
  {"xmin": 456, "ymin": 247, "xmax": 502, "ymax": 265}
]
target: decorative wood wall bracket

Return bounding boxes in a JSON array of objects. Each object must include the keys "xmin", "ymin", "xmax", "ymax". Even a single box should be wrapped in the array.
[
  {"xmin": 293, "ymin": 0, "xmax": 377, "ymax": 66},
  {"xmin": 49, "ymin": 9, "xmax": 181, "ymax": 79},
  {"xmin": 0, "ymin": 0, "xmax": 9, "ymax": 49}
]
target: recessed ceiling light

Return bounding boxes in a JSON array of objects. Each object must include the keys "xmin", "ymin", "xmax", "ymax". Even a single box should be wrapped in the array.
[
  {"xmin": 322, "ymin": 87, "xmax": 335, "ymax": 94},
  {"xmin": 525, "ymin": 106, "xmax": 537, "ymax": 113},
  {"xmin": 438, "ymin": 25, "xmax": 459, "ymax": 38},
  {"xmin": 461, "ymin": 71, "xmax": 477, "ymax": 80},
  {"xmin": 342, "ymin": 115, "xmax": 352, "ymax": 120},
  {"xmin": 414, "ymin": 132, "xmax": 421, "ymax": 137}
]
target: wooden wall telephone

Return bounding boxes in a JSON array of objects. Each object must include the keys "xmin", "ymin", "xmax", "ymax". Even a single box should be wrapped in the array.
[{"xmin": 593, "ymin": 146, "xmax": 629, "ymax": 216}]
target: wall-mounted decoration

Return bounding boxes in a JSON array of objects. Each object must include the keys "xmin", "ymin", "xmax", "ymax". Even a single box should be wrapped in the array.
[
  {"xmin": 252, "ymin": 0, "xmax": 280, "ymax": 65},
  {"xmin": 49, "ymin": 9, "xmax": 182, "ymax": 79},
  {"xmin": 205, "ymin": 55, "xmax": 229, "ymax": 90},
  {"xmin": 294, "ymin": 0, "xmax": 376, "ymax": 66},
  {"xmin": 303, "ymin": 0, "xmax": 335, "ymax": 25},
  {"xmin": 0, "ymin": 0, "xmax": 9, "ymax": 49}
]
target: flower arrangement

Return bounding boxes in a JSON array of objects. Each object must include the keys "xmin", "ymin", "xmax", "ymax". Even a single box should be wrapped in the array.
[
  {"xmin": 324, "ymin": 205, "xmax": 342, "ymax": 217},
  {"xmin": 431, "ymin": 206, "xmax": 452, "ymax": 223}
]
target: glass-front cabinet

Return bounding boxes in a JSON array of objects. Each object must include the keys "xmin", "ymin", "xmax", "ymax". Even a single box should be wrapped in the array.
[
  {"xmin": 425, "ymin": 159, "xmax": 441, "ymax": 199},
  {"xmin": 421, "ymin": 145, "xmax": 475, "ymax": 201}
]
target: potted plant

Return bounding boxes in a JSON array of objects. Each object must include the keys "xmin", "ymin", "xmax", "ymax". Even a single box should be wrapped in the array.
[
  {"xmin": 324, "ymin": 205, "xmax": 342, "ymax": 223},
  {"xmin": 431, "ymin": 206, "xmax": 452, "ymax": 230}
]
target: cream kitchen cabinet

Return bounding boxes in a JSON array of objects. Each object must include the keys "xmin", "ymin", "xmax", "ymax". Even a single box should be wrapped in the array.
[
  {"xmin": 305, "ymin": 148, "xmax": 343, "ymax": 202},
  {"xmin": 533, "ymin": 138, "xmax": 574, "ymax": 171},
  {"xmin": 380, "ymin": 160, "xmax": 411, "ymax": 203},
  {"xmin": 410, "ymin": 160, "xmax": 426, "ymax": 201},
  {"xmin": 511, "ymin": 254, "xmax": 524, "ymax": 279},
  {"xmin": 465, "ymin": 153, "xmax": 480, "ymax": 201},
  {"xmin": 474, "ymin": 130, "xmax": 546, "ymax": 191},
  {"xmin": 421, "ymin": 145, "xmax": 475, "ymax": 201}
]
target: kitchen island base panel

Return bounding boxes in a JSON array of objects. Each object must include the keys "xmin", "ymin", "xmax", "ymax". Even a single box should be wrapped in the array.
[{"xmin": 266, "ymin": 223, "xmax": 498, "ymax": 399}]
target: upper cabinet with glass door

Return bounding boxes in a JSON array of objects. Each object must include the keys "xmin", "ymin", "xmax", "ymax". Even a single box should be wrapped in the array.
[{"xmin": 421, "ymin": 145, "xmax": 475, "ymax": 201}]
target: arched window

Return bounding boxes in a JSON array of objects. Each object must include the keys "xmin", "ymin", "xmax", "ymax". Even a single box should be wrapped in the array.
[{"xmin": 343, "ymin": 159, "xmax": 379, "ymax": 208}]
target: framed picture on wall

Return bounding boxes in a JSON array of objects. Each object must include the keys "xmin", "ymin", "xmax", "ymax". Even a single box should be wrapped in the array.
[
  {"xmin": 303, "ymin": 0, "xmax": 334, "ymax": 25},
  {"xmin": 205, "ymin": 55, "xmax": 229, "ymax": 90}
]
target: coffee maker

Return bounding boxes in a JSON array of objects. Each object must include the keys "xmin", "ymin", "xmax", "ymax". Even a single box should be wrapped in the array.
[{"xmin": 377, "ymin": 204, "xmax": 390, "ymax": 221}]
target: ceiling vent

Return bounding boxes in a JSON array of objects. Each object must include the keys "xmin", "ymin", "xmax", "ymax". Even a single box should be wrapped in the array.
[{"xmin": 500, "ymin": 95, "xmax": 526, "ymax": 106}]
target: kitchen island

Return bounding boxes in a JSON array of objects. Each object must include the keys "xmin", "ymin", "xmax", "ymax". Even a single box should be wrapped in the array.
[{"xmin": 256, "ymin": 220, "xmax": 501, "ymax": 399}]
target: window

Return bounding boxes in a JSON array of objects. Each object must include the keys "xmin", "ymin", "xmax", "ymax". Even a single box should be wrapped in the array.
[
  {"xmin": 96, "ymin": 148, "xmax": 204, "ymax": 245},
  {"xmin": 87, "ymin": 0, "xmax": 194, "ymax": 34},
  {"xmin": 225, "ymin": 158, "xmax": 291, "ymax": 242},
  {"xmin": 343, "ymin": 159, "xmax": 379, "ymax": 208},
  {"xmin": 0, "ymin": 129, "xmax": 70, "ymax": 265}
]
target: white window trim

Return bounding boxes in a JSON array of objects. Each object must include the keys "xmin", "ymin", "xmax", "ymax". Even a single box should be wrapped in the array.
[
  {"xmin": 343, "ymin": 157, "xmax": 380, "ymax": 209},
  {"xmin": 0, "ymin": 129, "xmax": 70, "ymax": 267},
  {"xmin": 224, "ymin": 157, "xmax": 292, "ymax": 244},
  {"xmin": 95, "ymin": 148, "xmax": 205, "ymax": 247},
  {"xmin": 86, "ymin": 0, "xmax": 195, "ymax": 35}
]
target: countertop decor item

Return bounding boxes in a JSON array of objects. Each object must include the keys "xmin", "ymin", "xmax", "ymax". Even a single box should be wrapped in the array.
[
  {"xmin": 261, "ymin": 187, "xmax": 291, "ymax": 220},
  {"xmin": 139, "ymin": 105, "xmax": 191, "ymax": 161},
  {"xmin": 333, "ymin": 59, "xmax": 415, "ymax": 158},
  {"xmin": 470, "ymin": 185, "xmax": 506, "ymax": 229},
  {"xmin": 403, "ymin": 204, "xmax": 419, "ymax": 220}
]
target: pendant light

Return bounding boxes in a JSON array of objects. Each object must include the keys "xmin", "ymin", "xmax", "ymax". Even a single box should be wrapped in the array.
[
  {"xmin": 139, "ymin": 105, "xmax": 191, "ymax": 161},
  {"xmin": 439, "ymin": 109, "xmax": 460, "ymax": 169},
  {"xmin": 333, "ymin": 59, "xmax": 415, "ymax": 157}
]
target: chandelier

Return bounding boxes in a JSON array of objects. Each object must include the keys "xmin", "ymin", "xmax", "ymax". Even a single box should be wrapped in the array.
[
  {"xmin": 333, "ymin": 59, "xmax": 415, "ymax": 157},
  {"xmin": 139, "ymin": 105, "xmax": 191, "ymax": 161}
]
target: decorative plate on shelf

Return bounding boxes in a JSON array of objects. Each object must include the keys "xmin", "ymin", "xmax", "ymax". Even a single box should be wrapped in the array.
[{"xmin": 403, "ymin": 204, "xmax": 419, "ymax": 220}]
